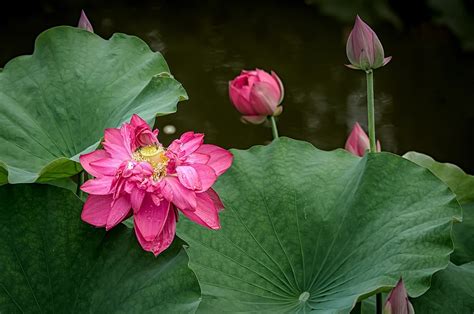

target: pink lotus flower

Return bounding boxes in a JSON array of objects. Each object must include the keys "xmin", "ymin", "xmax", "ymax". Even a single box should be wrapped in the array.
[
  {"xmin": 78, "ymin": 10, "xmax": 94, "ymax": 33},
  {"xmin": 384, "ymin": 279, "xmax": 415, "ymax": 314},
  {"xmin": 345, "ymin": 122, "xmax": 381, "ymax": 156},
  {"xmin": 80, "ymin": 115, "xmax": 233, "ymax": 256},
  {"xmin": 346, "ymin": 15, "xmax": 391, "ymax": 71},
  {"xmin": 229, "ymin": 69, "xmax": 284, "ymax": 124}
]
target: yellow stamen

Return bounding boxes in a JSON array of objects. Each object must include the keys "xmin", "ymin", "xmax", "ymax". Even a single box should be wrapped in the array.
[{"xmin": 132, "ymin": 145, "xmax": 169, "ymax": 180}]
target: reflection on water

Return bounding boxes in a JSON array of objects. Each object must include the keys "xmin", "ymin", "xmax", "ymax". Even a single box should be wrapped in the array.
[{"xmin": 1, "ymin": 0, "xmax": 473, "ymax": 171}]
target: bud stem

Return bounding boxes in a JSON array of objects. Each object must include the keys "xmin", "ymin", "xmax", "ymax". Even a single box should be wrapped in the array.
[
  {"xmin": 269, "ymin": 116, "xmax": 279, "ymax": 140},
  {"xmin": 365, "ymin": 70, "xmax": 376, "ymax": 153},
  {"xmin": 76, "ymin": 170, "xmax": 85, "ymax": 197},
  {"xmin": 376, "ymin": 292, "xmax": 382, "ymax": 314}
]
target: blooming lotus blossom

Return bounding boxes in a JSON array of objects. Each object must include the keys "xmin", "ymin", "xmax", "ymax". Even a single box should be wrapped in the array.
[
  {"xmin": 80, "ymin": 115, "xmax": 233, "ymax": 255},
  {"xmin": 78, "ymin": 10, "xmax": 94, "ymax": 33},
  {"xmin": 383, "ymin": 279, "xmax": 415, "ymax": 314},
  {"xmin": 345, "ymin": 122, "xmax": 381, "ymax": 156},
  {"xmin": 346, "ymin": 15, "xmax": 391, "ymax": 71},
  {"xmin": 229, "ymin": 69, "xmax": 284, "ymax": 124}
]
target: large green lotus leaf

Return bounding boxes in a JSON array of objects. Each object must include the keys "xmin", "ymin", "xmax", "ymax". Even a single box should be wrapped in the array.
[
  {"xmin": 0, "ymin": 184, "xmax": 200, "ymax": 313},
  {"xmin": 451, "ymin": 202, "xmax": 474, "ymax": 264},
  {"xmin": 404, "ymin": 152, "xmax": 474, "ymax": 265},
  {"xmin": 412, "ymin": 262, "xmax": 474, "ymax": 313},
  {"xmin": 403, "ymin": 151, "xmax": 474, "ymax": 204},
  {"xmin": 177, "ymin": 138, "xmax": 460, "ymax": 313},
  {"xmin": 0, "ymin": 26, "xmax": 187, "ymax": 184}
]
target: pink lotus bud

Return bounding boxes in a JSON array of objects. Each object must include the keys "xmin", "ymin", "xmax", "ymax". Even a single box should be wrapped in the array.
[
  {"xmin": 229, "ymin": 69, "xmax": 284, "ymax": 124},
  {"xmin": 345, "ymin": 122, "xmax": 381, "ymax": 156},
  {"xmin": 346, "ymin": 16, "xmax": 391, "ymax": 71},
  {"xmin": 383, "ymin": 279, "xmax": 415, "ymax": 314},
  {"xmin": 78, "ymin": 10, "xmax": 94, "ymax": 33}
]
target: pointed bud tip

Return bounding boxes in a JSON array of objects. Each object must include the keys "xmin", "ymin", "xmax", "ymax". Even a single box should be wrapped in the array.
[
  {"xmin": 384, "ymin": 278, "xmax": 414, "ymax": 314},
  {"xmin": 78, "ymin": 9, "xmax": 94, "ymax": 33}
]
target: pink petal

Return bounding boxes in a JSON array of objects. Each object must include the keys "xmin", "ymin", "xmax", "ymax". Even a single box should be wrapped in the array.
[
  {"xmin": 177, "ymin": 164, "xmax": 216, "ymax": 192},
  {"xmin": 130, "ymin": 188, "xmax": 146, "ymax": 213},
  {"xmin": 186, "ymin": 152, "xmax": 211, "ymax": 165},
  {"xmin": 168, "ymin": 132, "xmax": 205, "ymax": 158},
  {"xmin": 249, "ymin": 81, "xmax": 280, "ymax": 115},
  {"xmin": 206, "ymin": 188, "xmax": 225, "ymax": 211},
  {"xmin": 103, "ymin": 128, "xmax": 131, "ymax": 160},
  {"xmin": 134, "ymin": 207, "xmax": 176, "ymax": 256},
  {"xmin": 79, "ymin": 150, "xmax": 109, "ymax": 177},
  {"xmin": 345, "ymin": 64, "xmax": 361, "ymax": 70},
  {"xmin": 271, "ymin": 71, "xmax": 285, "ymax": 104},
  {"xmin": 130, "ymin": 114, "xmax": 148, "ymax": 127},
  {"xmin": 77, "ymin": 10, "xmax": 94, "ymax": 33},
  {"xmin": 180, "ymin": 191, "xmax": 220, "ymax": 229},
  {"xmin": 106, "ymin": 195, "xmax": 131, "ymax": 230},
  {"xmin": 103, "ymin": 128, "xmax": 123, "ymax": 146},
  {"xmin": 119, "ymin": 123, "xmax": 135, "ymax": 155},
  {"xmin": 229, "ymin": 82, "xmax": 252, "ymax": 114},
  {"xmin": 180, "ymin": 132, "xmax": 205, "ymax": 156},
  {"xmin": 134, "ymin": 197, "xmax": 170, "ymax": 242},
  {"xmin": 176, "ymin": 165, "xmax": 201, "ymax": 190},
  {"xmin": 231, "ymin": 73, "xmax": 255, "ymax": 101},
  {"xmin": 80, "ymin": 176, "xmax": 114, "ymax": 195},
  {"xmin": 89, "ymin": 157, "xmax": 122, "ymax": 176},
  {"xmin": 383, "ymin": 56, "xmax": 392, "ymax": 66},
  {"xmin": 255, "ymin": 69, "xmax": 281, "ymax": 98},
  {"xmin": 241, "ymin": 115, "xmax": 267, "ymax": 124},
  {"xmin": 81, "ymin": 194, "xmax": 113, "ymax": 227},
  {"xmin": 162, "ymin": 176, "xmax": 197, "ymax": 210},
  {"xmin": 190, "ymin": 164, "xmax": 217, "ymax": 192},
  {"xmin": 130, "ymin": 114, "xmax": 159, "ymax": 147},
  {"xmin": 195, "ymin": 144, "xmax": 233, "ymax": 176}
]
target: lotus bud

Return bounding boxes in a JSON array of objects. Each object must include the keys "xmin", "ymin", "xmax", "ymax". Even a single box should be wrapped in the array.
[
  {"xmin": 345, "ymin": 122, "xmax": 381, "ymax": 156},
  {"xmin": 229, "ymin": 69, "xmax": 284, "ymax": 124},
  {"xmin": 346, "ymin": 15, "xmax": 391, "ymax": 71},
  {"xmin": 383, "ymin": 279, "xmax": 415, "ymax": 314},
  {"xmin": 78, "ymin": 10, "xmax": 94, "ymax": 33}
]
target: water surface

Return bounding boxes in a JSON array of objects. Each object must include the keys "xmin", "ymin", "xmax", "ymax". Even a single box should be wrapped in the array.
[{"xmin": 2, "ymin": 0, "xmax": 473, "ymax": 171}]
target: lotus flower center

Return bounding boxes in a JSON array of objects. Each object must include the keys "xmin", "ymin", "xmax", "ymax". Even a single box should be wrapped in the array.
[{"xmin": 132, "ymin": 145, "xmax": 169, "ymax": 180}]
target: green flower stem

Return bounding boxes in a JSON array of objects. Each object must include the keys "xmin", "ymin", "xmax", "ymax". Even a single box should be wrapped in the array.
[
  {"xmin": 76, "ymin": 170, "xmax": 85, "ymax": 197},
  {"xmin": 376, "ymin": 292, "xmax": 382, "ymax": 314},
  {"xmin": 269, "ymin": 116, "xmax": 279, "ymax": 140},
  {"xmin": 366, "ymin": 69, "xmax": 376, "ymax": 153}
]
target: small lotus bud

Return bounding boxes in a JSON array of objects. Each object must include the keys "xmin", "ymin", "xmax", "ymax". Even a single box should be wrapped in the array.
[
  {"xmin": 346, "ymin": 16, "xmax": 391, "ymax": 71},
  {"xmin": 229, "ymin": 69, "xmax": 284, "ymax": 124},
  {"xmin": 345, "ymin": 122, "xmax": 381, "ymax": 156},
  {"xmin": 78, "ymin": 10, "xmax": 94, "ymax": 33},
  {"xmin": 383, "ymin": 279, "xmax": 415, "ymax": 314}
]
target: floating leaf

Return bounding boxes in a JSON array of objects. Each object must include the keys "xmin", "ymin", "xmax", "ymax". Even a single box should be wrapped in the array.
[
  {"xmin": 412, "ymin": 262, "xmax": 474, "ymax": 313},
  {"xmin": 404, "ymin": 152, "xmax": 474, "ymax": 265},
  {"xmin": 0, "ymin": 26, "xmax": 187, "ymax": 184},
  {"xmin": 0, "ymin": 184, "xmax": 200, "ymax": 313},
  {"xmin": 178, "ymin": 138, "xmax": 460, "ymax": 313}
]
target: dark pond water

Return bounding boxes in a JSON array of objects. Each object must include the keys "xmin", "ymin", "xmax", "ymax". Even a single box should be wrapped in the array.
[{"xmin": 2, "ymin": 0, "xmax": 474, "ymax": 172}]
